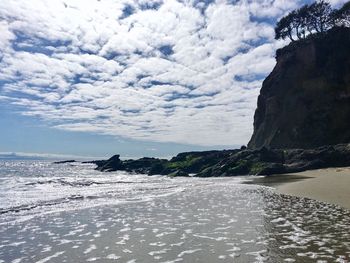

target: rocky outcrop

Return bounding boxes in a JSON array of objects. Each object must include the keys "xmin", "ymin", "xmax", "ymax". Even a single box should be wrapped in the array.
[
  {"xmin": 91, "ymin": 155, "xmax": 125, "ymax": 172},
  {"xmin": 89, "ymin": 143, "xmax": 350, "ymax": 177},
  {"xmin": 197, "ymin": 143, "xmax": 350, "ymax": 177},
  {"xmin": 53, "ymin": 160, "xmax": 76, "ymax": 164},
  {"xmin": 89, "ymin": 150, "xmax": 237, "ymax": 176},
  {"xmin": 248, "ymin": 27, "xmax": 350, "ymax": 149}
]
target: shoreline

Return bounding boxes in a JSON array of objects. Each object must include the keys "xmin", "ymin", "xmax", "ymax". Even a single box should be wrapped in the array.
[{"xmin": 249, "ymin": 167, "xmax": 350, "ymax": 210}]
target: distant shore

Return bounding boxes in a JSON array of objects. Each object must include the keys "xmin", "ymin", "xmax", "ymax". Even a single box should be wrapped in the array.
[{"xmin": 250, "ymin": 167, "xmax": 350, "ymax": 210}]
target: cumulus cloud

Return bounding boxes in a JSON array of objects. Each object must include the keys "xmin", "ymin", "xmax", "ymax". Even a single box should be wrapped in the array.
[{"xmin": 0, "ymin": 0, "xmax": 302, "ymax": 146}]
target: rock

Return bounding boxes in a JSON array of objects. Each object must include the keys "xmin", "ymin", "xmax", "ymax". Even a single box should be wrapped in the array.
[
  {"xmin": 168, "ymin": 170, "xmax": 189, "ymax": 177},
  {"xmin": 167, "ymin": 150, "xmax": 237, "ymax": 174},
  {"xmin": 53, "ymin": 160, "xmax": 76, "ymax": 164},
  {"xmin": 90, "ymin": 143, "xmax": 350, "ymax": 176},
  {"xmin": 196, "ymin": 143, "xmax": 350, "ymax": 177},
  {"xmin": 123, "ymin": 157, "xmax": 168, "ymax": 175},
  {"xmin": 95, "ymin": 155, "xmax": 124, "ymax": 172},
  {"xmin": 248, "ymin": 27, "xmax": 350, "ymax": 149}
]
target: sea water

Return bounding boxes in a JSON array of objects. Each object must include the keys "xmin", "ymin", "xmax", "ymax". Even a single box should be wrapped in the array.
[{"xmin": 0, "ymin": 161, "xmax": 349, "ymax": 262}]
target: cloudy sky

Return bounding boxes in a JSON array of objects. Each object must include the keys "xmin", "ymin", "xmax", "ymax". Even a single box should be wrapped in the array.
[{"xmin": 0, "ymin": 0, "xmax": 347, "ymax": 158}]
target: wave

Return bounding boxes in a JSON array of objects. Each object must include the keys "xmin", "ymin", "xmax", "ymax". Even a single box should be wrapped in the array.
[
  {"xmin": 24, "ymin": 178, "xmax": 149, "ymax": 187},
  {"xmin": 0, "ymin": 194, "xmax": 102, "ymax": 215},
  {"xmin": 0, "ymin": 184, "xmax": 181, "ymax": 216}
]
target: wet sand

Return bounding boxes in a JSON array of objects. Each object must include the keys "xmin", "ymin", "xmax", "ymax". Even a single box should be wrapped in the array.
[{"xmin": 250, "ymin": 167, "xmax": 350, "ymax": 210}]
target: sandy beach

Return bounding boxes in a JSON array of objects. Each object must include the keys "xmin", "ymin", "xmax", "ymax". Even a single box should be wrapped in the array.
[{"xmin": 251, "ymin": 167, "xmax": 350, "ymax": 210}]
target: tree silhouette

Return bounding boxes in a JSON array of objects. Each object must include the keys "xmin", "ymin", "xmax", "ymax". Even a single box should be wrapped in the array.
[
  {"xmin": 275, "ymin": 13, "xmax": 295, "ymax": 41},
  {"xmin": 297, "ymin": 5, "xmax": 312, "ymax": 37},
  {"xmin": 275, "ymin": 0, "xmax": 350, "ymax": 41},
  {"xmin": 333, "ymin": 2, "xmax": 350, "ymax": 27},
  {"xmin": 308, "ymin": 0, "xmax": 333, "ymax": 33}
]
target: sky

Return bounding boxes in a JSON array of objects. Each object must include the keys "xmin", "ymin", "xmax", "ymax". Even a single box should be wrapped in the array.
[{"xmin": 0, "ymin": 0, "xmax": 347, "ymax": 159}]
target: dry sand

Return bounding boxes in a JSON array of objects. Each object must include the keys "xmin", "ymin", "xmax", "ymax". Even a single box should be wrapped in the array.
[{"xmin": 263, "ymin": 167, "xmax": 350, "ymax": 210}]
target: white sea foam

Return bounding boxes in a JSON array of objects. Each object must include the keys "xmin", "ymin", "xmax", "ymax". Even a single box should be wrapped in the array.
[
  {"xmin": 35, "ymin": 251, "xmax": 65, "ymax": 263},
  {"xmin": 11, "ymin": 258, "xmax": 24, "ymax": 263},
  {"xmin": 84, "ymin": 244, "xmax": 97, "ymax": 254},
  {"xmin": 106, "ymin": 254, "xmax": 120, "ymax": 260},
  {"xmin": 178, "ymin": 249, "xmax": 202, "ymax": 257}
]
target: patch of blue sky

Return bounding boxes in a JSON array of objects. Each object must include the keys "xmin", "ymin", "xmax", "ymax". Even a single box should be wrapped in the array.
[
  {"xmin": 158, "ymin": 45, "xmax": 174, "ymax": 56},
  {"xmin": 139, "ymin": 1, "xmax": 163, "ymax": 11},
  {"xmin": 120, "ymin": 4, "xmax": 135, "ymax": 19},
  {"xmin": 12, "ymin": 31, "xmax": 70, "ymax": 56},
  {"xmin": 234, "ymin": 73, "xmax": 268, "ymax": 82}
]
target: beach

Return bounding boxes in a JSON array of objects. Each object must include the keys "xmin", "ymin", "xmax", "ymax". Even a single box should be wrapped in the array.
[{"xmin": 251, "ymin": 167, "xmax": 350, "ymax": 210}]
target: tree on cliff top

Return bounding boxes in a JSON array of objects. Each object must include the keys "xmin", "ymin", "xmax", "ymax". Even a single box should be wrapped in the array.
[
  {"xmin": 309, "ymin": 0, "xmax": 333, "ymax": 33},
  {"xmin": 275, "ymin": 0, "xmax": 350, "ymax": 41},
  {"xmin": 332, "ymin": 1, "xmax": 350, "ymax": 27},
  {"xmin": 275, "ymin": 12, "xmax": 296, "ymax": 41}
]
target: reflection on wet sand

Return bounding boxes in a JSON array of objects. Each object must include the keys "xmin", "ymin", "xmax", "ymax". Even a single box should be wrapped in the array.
[{"xmin": 261, "ymin": 191, "xmax": 350, "ymax": 262}]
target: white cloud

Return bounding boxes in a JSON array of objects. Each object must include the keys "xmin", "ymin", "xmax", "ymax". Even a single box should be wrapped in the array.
[
  {"xmin": 0, "ymin": 21, "xmax": 15, "ymax": 53},
  {"xmin": 328, "ymin": 0, "xmax": 349, "ymax": 7},
  {"xmin": 0, "ymin": 0, "xmax": 303, "ymax": 146}
]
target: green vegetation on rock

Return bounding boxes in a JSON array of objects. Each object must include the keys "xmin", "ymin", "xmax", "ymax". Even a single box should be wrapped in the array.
[
  {"xmin": 249, "ymin": 162, "xmax": 268, "ymax": 175},
  {"xmin": 165, "ymin": 155, "xmax": 201, "ymax": 170}
]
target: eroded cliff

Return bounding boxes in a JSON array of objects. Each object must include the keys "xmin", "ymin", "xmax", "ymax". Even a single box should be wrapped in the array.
[{"xmin": 248, "ymin": 27, "xmax": 350, "ymax": 149}]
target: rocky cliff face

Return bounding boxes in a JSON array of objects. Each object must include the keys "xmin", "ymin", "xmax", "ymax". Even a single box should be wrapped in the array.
[{"xmin": 248, "ymin": 27, "xmax": 350, "ymax": 149}]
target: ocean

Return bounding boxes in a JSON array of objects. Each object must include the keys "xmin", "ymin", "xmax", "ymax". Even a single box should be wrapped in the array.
[{"xmin": 0, "ymin": 161, "xmax": 349, "ymax": 262}]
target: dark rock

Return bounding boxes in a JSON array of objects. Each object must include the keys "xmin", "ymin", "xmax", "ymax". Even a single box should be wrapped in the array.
[
  {"xmin": 123, "ymin": 157, "xmax": 168, "ymax": 175},
  {"xmin": 95, "ymin": 155, "xmax": 124, "ymax": 172},
  {"xmin": 53, "ymin": 160, "xmax": 76, "ymax": 164},
  {"xmin": 168, "ymin": 170, "xmax": 189, "ymax": 177}
]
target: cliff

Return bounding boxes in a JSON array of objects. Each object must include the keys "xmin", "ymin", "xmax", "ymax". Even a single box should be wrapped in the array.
[{"xmin": 248, "ymin": 27, "xmax": 350, "ymax": 149}]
